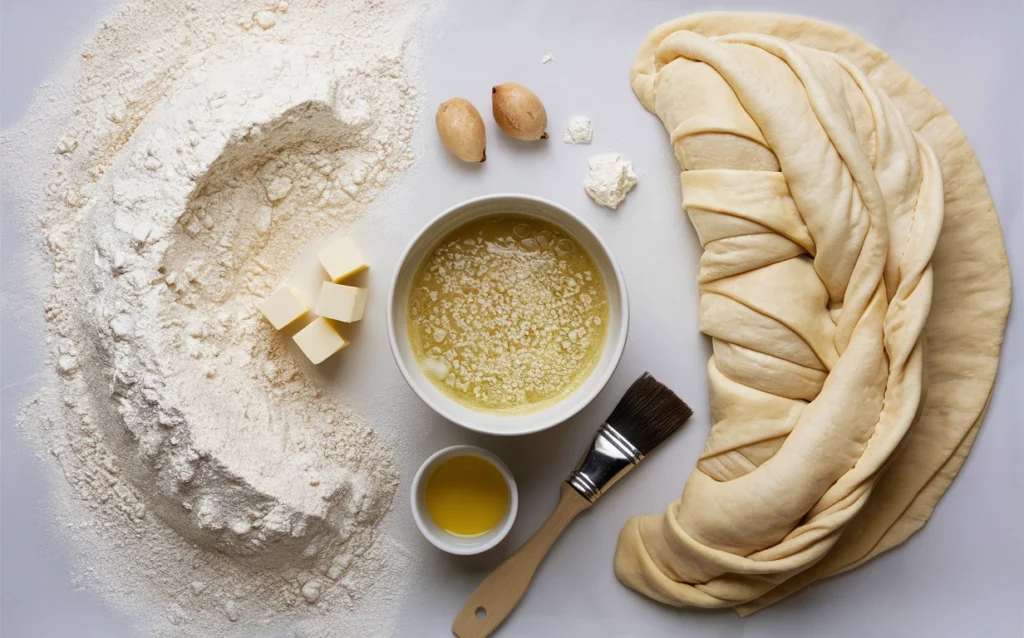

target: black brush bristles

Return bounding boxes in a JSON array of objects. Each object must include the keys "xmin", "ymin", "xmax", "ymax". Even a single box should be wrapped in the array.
[{"xmin": 606, "ymin": 373, "xmax": 693, "ymax": 457}]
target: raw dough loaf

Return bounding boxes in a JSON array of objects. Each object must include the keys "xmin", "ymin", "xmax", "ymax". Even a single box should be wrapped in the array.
[{"xmin": 616, "ymin": 13, "xmax": 1011, "ymax": 615}]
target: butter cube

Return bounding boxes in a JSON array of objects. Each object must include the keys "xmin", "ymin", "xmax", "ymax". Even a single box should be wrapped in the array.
[
  {"xmin": 293, "ymin": 317, "xmax": 348, "ymax": 364},
  {"xmin": 257, "ymin": 286, "xmax": 308, "ymax": 330},
  {"xmin": 315, "ymin": 282, "xmax": 367, "ymax": 323},
  {"xmin": 318, "ymin": 236, "xmax": 368, "ymax": 282}
]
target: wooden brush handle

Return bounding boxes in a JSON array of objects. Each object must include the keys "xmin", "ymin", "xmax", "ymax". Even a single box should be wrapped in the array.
[{"xmin": 452, "ymin": 482, "xmax": 592, "ymax": 638}]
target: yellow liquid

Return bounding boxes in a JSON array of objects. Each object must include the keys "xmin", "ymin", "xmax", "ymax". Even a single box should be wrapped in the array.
[
  {"xmin": 407, "ymin": 214, "xmax": 609, "ymax": 413},
  {"xmin": 425, "ymin": 455, "xmax": 510, "ymax": 537}
]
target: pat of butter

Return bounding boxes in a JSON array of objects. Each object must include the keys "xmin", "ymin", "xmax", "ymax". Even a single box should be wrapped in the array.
[
  {"xmin": 293, "ymin": 317, "xmax": 349, "ymax": 364},
  {"xmin": 315, "ymin": 282, "xmax": 367, "ymax": 323},
  {"xmin": 318, "ymin": 236, "xmax": 368, "ymax": 282},
  {"xmin": 257, "ymin": 285, "xmax": 308, "ymax": 330}
]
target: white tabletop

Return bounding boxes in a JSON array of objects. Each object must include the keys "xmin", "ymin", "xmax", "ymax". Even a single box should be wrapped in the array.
[{"xmin": 2, "ymin": 1, "xmax": 1021, "ymax": 636}]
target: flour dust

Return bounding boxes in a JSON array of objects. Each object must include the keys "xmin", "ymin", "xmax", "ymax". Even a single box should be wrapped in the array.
[{"xmin": 1, "ymin": 0, "xmax": 437, "ymax": 634}]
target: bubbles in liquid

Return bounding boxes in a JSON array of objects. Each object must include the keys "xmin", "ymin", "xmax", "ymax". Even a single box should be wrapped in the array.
[{"xmin": 407, "ymin": 213, "xmax": 609, "ymax": 412}]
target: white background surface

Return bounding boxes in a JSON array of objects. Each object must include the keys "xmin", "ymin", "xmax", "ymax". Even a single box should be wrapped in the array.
[{"xmin": 2, "ymin": 1, "xmax": 1021, "ymax": 636}]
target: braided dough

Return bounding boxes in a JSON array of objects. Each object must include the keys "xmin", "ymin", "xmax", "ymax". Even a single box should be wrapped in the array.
[{"xmin": 615, "ymin": 13, "xmax": 1011, "ymax": 615}]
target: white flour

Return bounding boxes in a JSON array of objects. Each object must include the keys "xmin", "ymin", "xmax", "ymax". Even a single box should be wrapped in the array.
[
  {"xmin": 2, "ymin": 0, "xmax": 435, "ymax": 635},
  {"xmin": 563, "ymin": 115, "xmax": 593, "ymax": 144},
  {"xmin": 584, "ymin": 153, "xmax": 637, "ymax": 209}
]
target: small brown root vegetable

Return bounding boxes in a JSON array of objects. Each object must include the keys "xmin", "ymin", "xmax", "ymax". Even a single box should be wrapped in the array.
[
  {"xmin": 435, "ymin": 98, "xmax": 487, "ymax": 162},
  {"xmin": 492, "ymin": 82, "xmax": 548, "ymax": 141}
]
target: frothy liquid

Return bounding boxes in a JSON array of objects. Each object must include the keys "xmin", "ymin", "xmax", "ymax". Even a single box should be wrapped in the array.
[{"xmin": 407, "ymin": 214, "xmax": 609, "ymax": 413}]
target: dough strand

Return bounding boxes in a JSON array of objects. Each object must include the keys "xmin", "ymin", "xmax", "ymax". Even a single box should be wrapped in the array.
[{"xmin": 617, "ymin": 13, "xmax": 1011, "ymax": 615}]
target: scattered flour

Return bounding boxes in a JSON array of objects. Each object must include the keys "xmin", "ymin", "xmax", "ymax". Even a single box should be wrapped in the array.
[
  {"xmin": 564, "ymin": 115, "xmax": 593, "ymax": 144},
  {"xmin": 584, "ymin": 153, "xmax": 637, "ymax": 209},
  {"xmin": 2, "ymin": 0, "xmax": 439, "ymax": 635}
]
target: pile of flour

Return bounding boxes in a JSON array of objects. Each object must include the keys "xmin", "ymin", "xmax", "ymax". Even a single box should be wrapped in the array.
[{"xmin": 3, "ymin": 0, "xmax": 435, "ymax": 634}]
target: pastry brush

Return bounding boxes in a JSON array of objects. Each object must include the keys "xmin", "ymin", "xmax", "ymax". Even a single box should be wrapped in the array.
[{"xmin": 452, "ymin": 373, "xmax": 693, "ymax": 638}]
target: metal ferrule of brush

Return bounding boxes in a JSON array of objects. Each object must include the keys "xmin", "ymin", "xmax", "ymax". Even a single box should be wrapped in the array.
[{"xmin": 566, "ymin": 423, "xmax": 644, "ymax": 503}]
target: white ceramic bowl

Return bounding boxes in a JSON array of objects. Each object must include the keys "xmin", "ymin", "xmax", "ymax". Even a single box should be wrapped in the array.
[
  {"xmin": 410, "ymin": 445, "xmax": 519, "ymax": 555},
  {"xmin": 387, "ymin": 193, "xmax": 629, "ymax": 436}
]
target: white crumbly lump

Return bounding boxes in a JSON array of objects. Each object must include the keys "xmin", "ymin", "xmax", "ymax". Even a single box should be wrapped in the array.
[
  {"xmin": 563, "ymin": 115, "xmax": 593, "ymax": 144},
  {"xmin": 584, "ymin": 153, "xmax": 637, "ymax": 209},
  {"xmin": 1, "ymin": 0, "xmax": 436, "ymax": 635},
  {"xmin": 541, "ymin": 52, "xmax": 555, "ymax": 64}
]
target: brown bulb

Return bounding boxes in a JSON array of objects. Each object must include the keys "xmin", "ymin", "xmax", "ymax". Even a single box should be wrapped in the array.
[
  {"xmin": 435, "ymin": 98, "xmax": 486, "ymax": 162},
  {"xmin": 491, "ymin": 82, "xmax": 548, "ymax": 141}
]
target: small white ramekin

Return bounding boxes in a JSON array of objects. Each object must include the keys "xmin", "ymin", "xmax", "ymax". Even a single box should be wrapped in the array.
[
  {"xmin": 410, "ymin": 445, "xmax": 519, "ymax": 555},
  {"xmin": 387, "ymin": 194, "xmax": 629, "ymax": 436}
]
